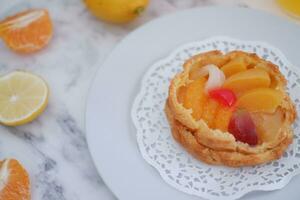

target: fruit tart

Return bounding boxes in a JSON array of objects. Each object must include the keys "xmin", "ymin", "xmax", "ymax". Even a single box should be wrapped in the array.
[{"xmin": 165, "ymin": 50, "xmax": 296, "ymax": 167}]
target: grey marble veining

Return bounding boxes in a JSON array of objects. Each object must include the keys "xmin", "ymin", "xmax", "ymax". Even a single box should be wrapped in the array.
[{"xmin": 0, "ymin": 0, "xmax": 290, "ymax": 199}]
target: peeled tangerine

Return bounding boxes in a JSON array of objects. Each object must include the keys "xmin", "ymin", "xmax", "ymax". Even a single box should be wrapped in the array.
[
  {"xmin": 221, "ymin": 57, "xmax": 247, "ymax": 77},
  {"xmin": 237, "ymin": 88, "xmax": 283, "ymax": 113},
  {"xmin": 0, "ymin": 9, "xmax": 53, "ymax": 53},
  {"xmin": 0, "ymin": 159, "xmax": 30, "ymax": 200},
  {"xmin": 223, "ymin": 68, "xmax": 271, "ymax": 93}
]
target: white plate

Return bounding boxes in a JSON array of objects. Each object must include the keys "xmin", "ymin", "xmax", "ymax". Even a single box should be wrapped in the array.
[{"xmin": 85, "ymin": 7, "xmax": 300, "ymax": 200}]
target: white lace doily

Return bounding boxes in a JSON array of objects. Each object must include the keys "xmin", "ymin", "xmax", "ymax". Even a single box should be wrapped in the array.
[{"xmin": 131, "ymin": 36, "xmax": 300, "ymax": 200}]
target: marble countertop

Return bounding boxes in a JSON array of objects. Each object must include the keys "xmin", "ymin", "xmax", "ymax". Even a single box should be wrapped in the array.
[{"xmin": 0, "ymin": 0, "xmax": 298, "ymax": 199}]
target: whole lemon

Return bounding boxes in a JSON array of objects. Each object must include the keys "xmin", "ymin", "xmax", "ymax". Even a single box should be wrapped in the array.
[{"xmin": 84, "ymin": 0, "xmax": 149, "ymax": 24}]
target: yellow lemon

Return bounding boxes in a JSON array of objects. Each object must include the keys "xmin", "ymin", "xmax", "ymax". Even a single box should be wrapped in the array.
[
  {"xmin": 0, "ymin": 71, "xmax": 49, "ymax": 126},
  {"xmin": 84, "ymin": 0, "xmax": 149, "ymax": 24}
]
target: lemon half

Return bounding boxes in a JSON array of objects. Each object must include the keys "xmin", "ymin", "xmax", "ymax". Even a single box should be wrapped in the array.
[{"xmin": 0, "ymin": 71, "xmax": 49, "ymax": 126}]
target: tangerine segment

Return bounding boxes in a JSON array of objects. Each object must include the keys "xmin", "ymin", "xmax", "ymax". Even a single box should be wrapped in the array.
[
  {"xmin": 221, "ymin": 57, "xmax": 247, "ymax": 77},
  {"xmin": 182, "ymin": 77, "xmax": 206, "ymax": 120},
  {"xmin": 0, "ymin": 9, "xmax": 53, "ymax": 53},
  {"xmin": 214, "ymin": 106, "xmax": 234, "ymax": 132},
  {"xmin": 201, "ymin": 98, "xmax": 219, "ymax": 128},
  {"xmin": 223, "ymin": 68, "xmax": 271, "ymax": 94},
  {"xmin": 237, "ymin": 88, "xmax": 283, "ymax": 113},
  {"xmin": 0, "ymin": 159, "xmax": 30, "ymax": 200}
]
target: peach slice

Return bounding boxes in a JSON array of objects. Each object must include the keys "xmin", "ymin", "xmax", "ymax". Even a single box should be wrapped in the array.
[
  {"xmin": 223, "ymin": 68, "xmax": 271, "ymax": 93},
  {"xmin": 221, "ymin": 57, "xmax": 247, "ymax": 77},
  {"xmin": 255, "ymin": 63, "xmax": 281, "ymax": 89},
  {"xmin": 237, "ymin": 88, "xmax": 283, "ymax": 113},
  {"xmin": 182, "ymin": 77, "xmax": 206, "ymax": 120}
]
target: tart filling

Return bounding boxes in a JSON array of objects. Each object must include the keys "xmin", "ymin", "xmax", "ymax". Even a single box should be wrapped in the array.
[{"xmin": 166, "ymin": 50, "xmax": 296, "ymax": 166}]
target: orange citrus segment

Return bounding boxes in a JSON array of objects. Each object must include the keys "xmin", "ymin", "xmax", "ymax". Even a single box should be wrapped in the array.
[
  {"xmin": 0, "ymin": 9, "xmax": 53, "ymax": 53},
  {"xmin": 201, "ymin": 98, "xmax": 219, "ymax": 128},
  {"xmin": 223, "ymin": 68, "xmax": 271, "ymax": 94},
  {"xmin": 214, "ymin": 106, "xmax": 234, "ymax": 132},
  {"xmin": 179, "ymin": 78, "xmax": 235, "ymax": 129},
  {"xmin": 182, "ymin": 77, "xmax": 206, "ymax": 120},
  {"xmin": 0, "ymin": 159, "xmax": 30, "ymax": 200}
]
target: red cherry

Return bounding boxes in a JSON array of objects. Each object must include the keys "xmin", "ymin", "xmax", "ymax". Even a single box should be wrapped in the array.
[
  {"xmin": 209, "ymin": 88, "xmax": 236, "ymax": 107},
  {"xmin": 228, "ymin": 110, "xmax": 258, "ymax": 145}
]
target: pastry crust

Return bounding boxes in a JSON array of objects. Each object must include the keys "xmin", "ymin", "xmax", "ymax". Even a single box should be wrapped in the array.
[{"xmin": 165, "ymin": 50, "xmax": 296, "ymax": 167}]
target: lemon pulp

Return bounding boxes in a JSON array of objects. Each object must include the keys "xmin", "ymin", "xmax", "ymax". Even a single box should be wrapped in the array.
[{"xmin": 0, "ymin": 71, "xmax": 49, "ymax": 126}]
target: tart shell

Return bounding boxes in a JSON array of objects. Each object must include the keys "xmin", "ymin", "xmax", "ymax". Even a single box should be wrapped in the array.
[{"xmin": 165, "ymin": 50, "xmax": 296, "ymax": 167}]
